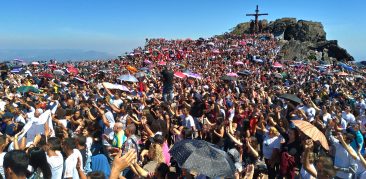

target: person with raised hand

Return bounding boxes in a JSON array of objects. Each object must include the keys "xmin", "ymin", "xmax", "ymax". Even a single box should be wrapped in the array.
[{"xmin": 110, "ymin": 149, "xmax": 137, "ymax": 179}]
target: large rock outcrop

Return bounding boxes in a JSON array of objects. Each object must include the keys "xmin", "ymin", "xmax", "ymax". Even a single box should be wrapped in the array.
[
  {"xmin": 229, "ymin": 18, "xmax": 354, "ymax": 61},
  {"xmin": 283, "ymin": 20, "xmax": 326, "ymax": 42}
]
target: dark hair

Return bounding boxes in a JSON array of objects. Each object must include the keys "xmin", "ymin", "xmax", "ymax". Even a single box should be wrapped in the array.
[
  {"xmin": 3, "ymin": 150, "xmax": 29, "ymax": 177},
  {"xmin": 48, "ymin": 137, "xmax": 61, "ymax": 151},
  {"xmin": 28, "ymin": 147, "xmax": 52, "ymax": 179},
  {"xmin": 37, "ymin": 135, "xmax": 47, "ymax": 148},
  {"xmin": 63, "ymin": 138, "xmax": 76, "ymax": 150},
  {"xmin": 155, "ymin": 163, "xmax": 169, "ymax": 178},
  {"xmin": 87, "ymin": 171, "xmax": 106, "ymax": 179},
  {"xmin": 166, "ymin": 172, "xmax": 178, "ymax": 179},
  {"xmin": 75, "ymin": 135, "xmax": 87, "ymax": 147}
]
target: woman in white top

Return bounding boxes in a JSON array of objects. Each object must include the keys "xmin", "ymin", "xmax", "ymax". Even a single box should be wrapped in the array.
[
  {"xmin": 262, "ymin": 126, "xmax": 281, "ymax": 179},
  {"xmin": 46, "ymin": 137, "xmax": 64, "ymax": 179}
]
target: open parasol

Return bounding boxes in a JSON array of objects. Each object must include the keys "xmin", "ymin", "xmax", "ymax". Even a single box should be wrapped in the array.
[
  {"xmin": 117, "ymin": 74, "xmax": 138, "ymax": 83},
  {"xmin": 53, "ymin": 70, "xmax": 65, "ymax": 76},
  {"xmin": 16, "ymin": 86, "xmax": 40, "ymax": 93},
  {"xmin": 170, "ymin": 139, "xmax": 236, "ymax": 178},
  {"xmin": 291, "ymin": 120, "xmax": 329, "ymax": 150},
  {"xmin": 221, "ymin": 75, "xmax": 237, "ymax": 81},
  {"xmin": 74, "ymin": 77, "xmax": 87, "ymax": 83},
  {"xmin": 237, "ymin": 70, "xmax": 252, "ymax": 76},
  {"xmin": 174, "ymin": 71, "xmax": 187, "ymax": 79},
  {"xmin": 39, "ymin": 73, "xmax": 53, "ymax": 79},
  {"xmin": 226, "ymin": 72, "xmax": 238, "ymax": 77},
  {"xmin": 67, "ymin": 66, "xmax": 79, "ymax": 75},
  {"xmin": 272, "ymin": 62, "xmax": 283, "ymax": 68},
  {"xmin": 126, "ymin": 65, "xmax": 138, "ymax": 73},
  {"xmin": 279, "ymin": 94, "xmax": 303, "ymax": 104}
]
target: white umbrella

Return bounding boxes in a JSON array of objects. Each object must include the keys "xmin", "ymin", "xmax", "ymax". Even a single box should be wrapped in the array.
[
  {"xmin": 99, "ymin": 82, "xmax": 130, "ymax": 92},
  {"xmin": 117, "ymin": 74, "xmax": 138, "ymax": 82},
  {"xmin": 53, "ymin": 70, "xmax": 65, "ymax": 75},
  {"xmin": 207, "ymin": 42, "xmax": 215, "ymax": 46},
  {"xmin": 31, "ymin": 62, "xmax": 40, "ymax": 65}
]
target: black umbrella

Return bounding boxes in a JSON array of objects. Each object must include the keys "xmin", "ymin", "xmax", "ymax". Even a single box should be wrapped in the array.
[
  {"xmin": 279, "ymin": 94, "xmax": 303, "ymax": 104},
  {"xmin": 169, "ymin": 139, "xmax": 236, "ymax": 178},
  {"xmin": 237, "ymin": 70, "xmax": 252, "ymax": 76},
  {"xmin": 221, "ymin": 75, "xmax": 237, "ymax": 81}
]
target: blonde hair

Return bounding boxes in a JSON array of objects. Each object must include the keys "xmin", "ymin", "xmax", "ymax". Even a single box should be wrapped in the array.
[
  {"xmin": 269, "ymin": 127, "xmax": 280, "ymax": 137},
  {"xmin": 149, "ymin": 143, "xmax": 165, "ymax": 164}
]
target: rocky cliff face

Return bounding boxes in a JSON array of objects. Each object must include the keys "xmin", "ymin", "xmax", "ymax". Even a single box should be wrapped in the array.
[{"xmin": 230, "ymin": 18, "xmax": 354, "ymax": 61}]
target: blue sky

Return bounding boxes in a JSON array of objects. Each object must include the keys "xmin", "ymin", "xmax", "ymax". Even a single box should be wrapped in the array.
[{"xmin": 0, "ymin": 0, "xmax": 365, "ymax": 60}]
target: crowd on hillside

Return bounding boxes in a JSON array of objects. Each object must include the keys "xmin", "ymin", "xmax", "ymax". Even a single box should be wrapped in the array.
[{"xmin": 0, "ymin": 33, "xmax": 365, "ymax": 179}]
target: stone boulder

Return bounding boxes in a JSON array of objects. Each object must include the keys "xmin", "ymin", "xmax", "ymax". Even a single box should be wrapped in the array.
[
  {"xmin": 266, "ymin": 18, "xmax": 297, "ymax": 36},
  {"xmin": 284, "ymin": 20, "xmax": 326, "ymax": 42},
  {"xmin": 315, "ymin": 40, "xmax": 355, "ymax": 61},
  {"xmin": 279, "ymin": 39, "xmax": 315, "ymax": 60}
]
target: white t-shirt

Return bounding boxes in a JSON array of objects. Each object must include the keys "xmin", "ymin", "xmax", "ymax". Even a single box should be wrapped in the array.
[
  {"xmin": 0, "ymin": 101, "xmax": 6, "ymax": 112},
  {"xmin": 47, "ymin": 151, "xmax": 64, "ymax": 179},
  {"xmin": 355, "ymin": 100, "xmax": 366, "ymax": 116},
  {"xmin": 262, "ymin": 134, "xmax": 281, "ymax": 159},
  {"xmin": 322, "ymin": 113, "xmax": 332, "ymax": 125},
  {"xmin": 26, "ymin": 106, "xmax": 36, "ymax": 119},
  {"xmin": 103, "ymin": 110, "xmax": 115, "ymax": 146},
  {"xmin": 299, "ymin": 106, "xmax": 316, "ymax": 122},
  {"xmin": 64, "ymin": 149, "xmax": 83, "ymax": 179},
  {"xmin": 0, "ymin": 152, "xmax": 6, "ymax": 178},
  {"xmin": 183, "ymin": 115, "xmax": 195, "ymax": 129},
  {"xmin": 342, "ymin": 111, "xmax": 356, "ymax": 124},
  {"xmin": 15, "ymin": 115, "xmax": 26, "ymax": 124},
  {"xmin": 228, "ymin": 108, "xmax": 235, "ymax": 122}
]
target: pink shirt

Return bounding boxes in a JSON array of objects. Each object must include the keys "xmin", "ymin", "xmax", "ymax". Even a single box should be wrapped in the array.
[{"xmin": 162, "ymin": 141, "xmax": 171, "ymax": 165}]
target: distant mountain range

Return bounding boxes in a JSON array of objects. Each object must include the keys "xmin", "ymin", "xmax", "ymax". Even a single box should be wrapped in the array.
[{"xmin": 0, "ymin": 49, "xmax": 116, "ymax": 62}]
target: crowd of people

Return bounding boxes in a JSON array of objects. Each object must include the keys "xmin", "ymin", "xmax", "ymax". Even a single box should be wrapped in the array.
[{"xmin": 0, "ymin": 33, "xmax": 366, "ymax": 179}]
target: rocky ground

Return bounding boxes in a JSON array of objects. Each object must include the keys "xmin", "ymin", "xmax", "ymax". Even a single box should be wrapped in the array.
[{"xmin": 229, "ymin": 18, "xmax": 354, "ymax": 62}]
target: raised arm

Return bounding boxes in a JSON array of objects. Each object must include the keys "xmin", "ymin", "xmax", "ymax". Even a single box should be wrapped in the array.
[
  {"xmin": 141, "ymin": 117, "xmax": 154, "ymax": 137},
  {"xmin": 102, "ymin": 83, "xmax": 114, "ymax": 97},
  {"xmin": 93, "ymin": 104, "xmax": 110, "ymax": 128},
  {"xmin": 303, "ymin": 140, "xmax": 317, "ymax": 178},
  {"xmin": 226, "ymin": 128, "xmax": 243, "ymax": 146},
  {"xmin": 357, "ymin": 147, "xmax": 366, "ymax": 169},
  {"xmin": 338, "ymin": 134, "xmax": 358, "ymax": 160}
]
